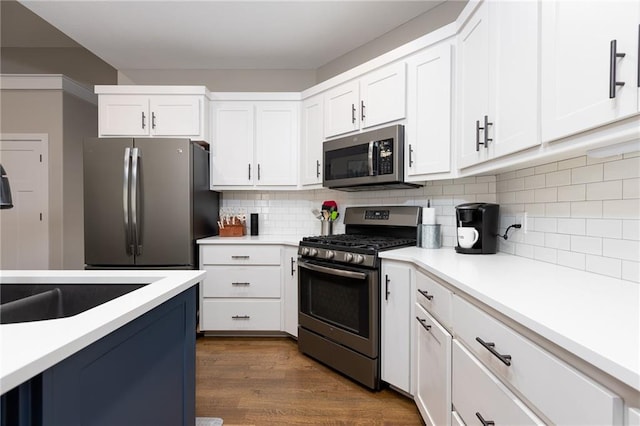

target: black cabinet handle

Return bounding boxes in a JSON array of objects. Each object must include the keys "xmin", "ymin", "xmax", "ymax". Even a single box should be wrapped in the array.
[
  {"xmin": 609, "ymin": 39, "xmax": 627, "ymax": 98},
  {"xmin": 409, "ymin": 144, "xmax": 414, "ymax": 167},
  {"xmin": 151, "ymin": 112, "xmax": 156, "ymax": 129},
  {"xmin": 483, "ymin": 115, "xmax": 492, "ymax": 149},
  {"xmin": 417, "ymin": 289, "xmax": 433, "ymax": 300},
  {"xmin": 351, "ymin": 103, "xmax": 356, "ymax": 124},
  {"xmin": 257, "ymin": 164, "xmax": 261, "ymax": 180},
  {"xmin": 476, "ymin": 412, "xmax": 495, "ymax": 426},
  {"xmin": 316, "ymin": 160, "xmax": 321, "ymax": 178},
  {"xmin": 231, "ymin": 282, "xmax": 251, "ymax": 286},
  {"xmin": 290, "ymin": 257, "xmax": 295, "ymax": 276},
  {"xmin": 475, "ymin": 120, "xmax": 483, "ymax": 151},
  {"xmin": 141, "ymin": 112, "xmax": 146, "ymax": 129},
  {"xmin": 231, "ymin": 315, "xmax": 250, "ymax": 320},
  {"xmin": 637, "ymin": 25, "xmax": 639, "ymax": 88},
  {"xmin": 385, "ymin": 274, "xmax": 390, "ymax": 300},
  {"xmin": 476, "ymin": 337, "xmax": 512, "ymax": 366},
  {"xmin": 248, "ymin": 163, "xmax": 251, "ymax": 180},
  {"xmin": 416, "ymin": 316, "xmax": 431, "ymax": 331},
  {"xmin": 361, "ymin": 100, "xmax": 366, "ymax": 121}
]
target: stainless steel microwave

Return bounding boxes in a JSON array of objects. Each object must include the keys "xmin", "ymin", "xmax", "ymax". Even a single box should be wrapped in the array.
[{"xmin": 322, "ymin": 124, "xmax": 421, "ymax": 191}]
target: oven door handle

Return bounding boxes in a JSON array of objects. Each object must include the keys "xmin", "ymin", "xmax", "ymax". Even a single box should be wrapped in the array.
[{"xmin": 299, "ymin": 261, "xmax": 367, "ymax": 280}]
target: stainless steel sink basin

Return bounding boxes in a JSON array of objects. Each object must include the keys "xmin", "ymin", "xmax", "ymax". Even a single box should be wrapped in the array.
[{"xmin": 0, "ymin": 283, "xmax": 147, "ymax": 324}]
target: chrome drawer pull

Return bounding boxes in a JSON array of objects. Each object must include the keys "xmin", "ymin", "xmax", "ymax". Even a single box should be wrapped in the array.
[
  {"xmin": 231, "ymin": 282, "xmax": 250, "ymax": 286},
  {"xmin": 475, "ymin": 412, "xmax": 495, "ymax": 426},
  {"xmin": 231, "ymin": 255, "xmax": 250, "ymax": 259},
  {"xmin": 416, "ymin": 316, "xmax": 431, "ymax": 331},
  {"xmin": 231, "ymin": 315, "xmax": 250, "ymax": 320},
  {"xmin": 417, "ymin": 289, "xmax": 433, "ymax": 300},
  {"xmin": 475, "ymin": 337, "xmax": 512, "ymax": 366}
]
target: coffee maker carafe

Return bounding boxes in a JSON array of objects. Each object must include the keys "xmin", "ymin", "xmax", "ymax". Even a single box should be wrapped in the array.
[{"xmin": 455, "ymin": 203, "xmax": 499, "ymax": 254}]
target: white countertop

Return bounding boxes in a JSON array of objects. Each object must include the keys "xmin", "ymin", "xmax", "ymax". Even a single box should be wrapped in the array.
[
  {"xmin": 380, "ymin": 247, "xmax": 640, "ymax": 392},
  {"xmin": 0, "ymin": 269, "xmax": 205, "ymax": 394},
  {"xmin": 197, "ymin": 235, "xmax": 302, "ymax": 246}
]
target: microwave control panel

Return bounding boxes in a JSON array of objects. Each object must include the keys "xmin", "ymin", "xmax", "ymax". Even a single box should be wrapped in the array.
[{"xmin": 377, "ymin": 139, "xmax": 394, "ymax": 175}]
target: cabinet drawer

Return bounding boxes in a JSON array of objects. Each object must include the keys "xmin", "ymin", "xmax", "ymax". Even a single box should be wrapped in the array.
[
  {"xmin": 202, "ymin": 266, "xmax": 280, "ymax": 298},
  {"xmin": 201, "ymin": 245, "xmax": 281, "ymax": 265},
  {"xmin": 416, "ymin": 270, "xmax": 452, "ymax": 329},
  {"xmin": 201, "ymin": 299, "xmax": 281, "ymax": 331},
  {"xmin": 453, "ymin": 341, "xmax": 544, "ymax": 426},
  {"xmin": 453, "ymin": 295, "xmax": 622, "ymax": 425}
]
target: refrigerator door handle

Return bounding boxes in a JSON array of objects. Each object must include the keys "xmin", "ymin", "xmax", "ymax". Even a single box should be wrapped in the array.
[
  {"xmin": 123, "ymin": 147, "xmax": 133, "ymax": 255},
  {"xmin": 131, "ymin": 147, "xmax": 142, "ymax": 256}
]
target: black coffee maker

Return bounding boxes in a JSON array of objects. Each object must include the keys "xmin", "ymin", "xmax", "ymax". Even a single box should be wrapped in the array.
[{"xmin": 455, "ymin": 202, "xmax": 499, "ymax": 254}]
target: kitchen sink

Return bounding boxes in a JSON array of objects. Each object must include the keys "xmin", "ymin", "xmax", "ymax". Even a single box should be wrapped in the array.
[{"xmin": 0, "ymin": 283, "xmax": 147, "ymax": 324}]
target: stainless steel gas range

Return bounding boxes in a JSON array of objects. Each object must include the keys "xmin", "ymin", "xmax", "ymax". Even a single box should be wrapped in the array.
[{"xmin": 297, "ymin": 205, "xmax": 422, "ymax": 390}]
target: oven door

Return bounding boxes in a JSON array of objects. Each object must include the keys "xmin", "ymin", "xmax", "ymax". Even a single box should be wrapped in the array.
[{"xmin": 298, "ymin": 258, "xmax": 379, "ymax": 358}]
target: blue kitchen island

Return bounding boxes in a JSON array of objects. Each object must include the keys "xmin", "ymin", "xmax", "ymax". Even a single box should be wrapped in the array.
[{"xmin": 0, "ymin": 270, "xmax": 204, "ymax": 426}]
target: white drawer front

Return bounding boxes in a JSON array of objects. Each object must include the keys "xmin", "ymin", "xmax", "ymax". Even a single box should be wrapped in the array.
[
  {"xmin": 416, "ymin": 270, "xmax": 452, "ymax": 329},
  {"xmin": 202, "ymin": 266, "xmax": 281, "ymax": 298},
  {"xmin": 201, "ymin": 245, "xmax": 281, "ymax": 265},
  {"xmin": 628, "ymin": 407, "xmax": 640, "ymax": 426},
  {"xmin": 453, "ymin": 341, "xmax": 544, "ymax": 426},
  {"xmin": 453, "ymin": 295, "xmax": 623, "ymax": 425},
  {"xmin": 201, "ymin": 299, "xmax": 281, "ymax": 331}
]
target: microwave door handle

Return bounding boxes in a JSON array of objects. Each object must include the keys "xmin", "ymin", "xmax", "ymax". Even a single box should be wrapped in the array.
[
  {"xmin": 299, "ymin": 261, "xmax": 367, "ymax": 280},
  {"xmin": 368, "ymin": 141, "xmax": 375, "ymax": 176}
]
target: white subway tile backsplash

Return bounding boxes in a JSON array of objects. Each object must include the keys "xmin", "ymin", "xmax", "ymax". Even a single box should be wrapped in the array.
[
  {"xmin": 535, "ymin": 217, "xmax": 558, "ymax": 233},
  {"xmin": 515, "ymin": 167, "xmax": 535, "ymax": 178},
  {"xmin": 622, "ymin": 261, "xmax": 640, "ymax": 283},
  {"xmin": 603, "ymin": 199, "xmax": 640, "ymax": 219},
  {"xmin": 557, "ymin": 250, "xmax": 586, "ymax": 270},
  {"xmin": 586, "ymin": 180, "xmax": 622, "ymax": 200},
  {"xmin": 571, "ymin": 201, "xmax": 603, "ymax": 218},
  {"xmin": 558, "ymin": 156, "xmax": 586, "ymax": 170},
  {"xmin": 557, "ymin": 184, "xmax": 586, "ymax": 202},
  {"xmin": 603, "ymin": 157, "xmax": 640, "ymax": 180},
  {"xmin": 545, "ymin": 202, "xmax": 571, "ymax": 217},
  {"xmin": 465, "ymin": 183, "xmax": 489, "ymax": 194},
  {"xmin": 534, "ymin": 246, "xmax": 558, "ymax": 264},
  {"xmin": 515, "ymin": 243, "xmax": 535, "ymax": 259},
  {"xmin": 586, "ymin": 219, "xmax": 623, "ymax": 239},
  {"xmin": 572, "ymin": 164, "xmax": 603, "ymax": 184},
  {"xmin": 570, "ymin": 235, "xmax": 602, "ymax": 255},
  {"xmin": 545, "ymin": 233, "xmax": 571, "ymax": 250},
  {"xmin": 587, "ymin": 154, "xmax": 623, "ymax": 165},
  {"xmin": 535, "ymin": 163, "xmax": 558, "ymax": 174},
  {"xmin": 534, "ymin": 187, "xmax": 557, "ymax": 203},
  {"xmin": 525, "ymin": 174, "xmax": 546, "ymax": 189},
  {"xmin": 516, "ymin": 190, "xmax": 535, "ymax": 203},
  {"xmin": 603, "ymin": 238, "xmax": 640, "ymax": 261},
  {"xmin": 585, "ymin": 255, "xmax": 622, "ymax": 279},
  {"xmin": 508, "ymin": 178, "xmax": 525, "ymax": 191},
  {"xmin": 558, "ymin": 218, "xmax": 586, "ymax": 235},
  {"xmin": 623, "ymin": 178, "xmax": 640, "ymax": 199},
  {"xmin": 545, "ymin": 170, "xmax": 571, "ymax": 187},
  {"xmin": 623, "ymin": 220, "xmax": 640, "ymax": 241}
]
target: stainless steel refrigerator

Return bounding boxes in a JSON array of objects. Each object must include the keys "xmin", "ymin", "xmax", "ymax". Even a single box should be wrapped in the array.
[{"xmin": 83, "ymin": 138, "xmax": 219, "ymax": 269}]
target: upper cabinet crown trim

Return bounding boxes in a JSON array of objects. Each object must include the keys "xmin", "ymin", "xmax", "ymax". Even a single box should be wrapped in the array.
[
  {"xmin": 95, "ymin": 84, "xmax": 213, "ymax": 100},
  {"xmin": 0, "ymin": 73, "xmax": 97, "ymax": 105}
]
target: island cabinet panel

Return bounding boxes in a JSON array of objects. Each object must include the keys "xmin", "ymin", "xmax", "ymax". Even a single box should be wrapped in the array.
[{"xmin": 36, "ymin": 286, "xmax": 196, "ymax": 426}]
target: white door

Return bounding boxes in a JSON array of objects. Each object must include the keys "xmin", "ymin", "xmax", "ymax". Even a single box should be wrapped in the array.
[
  {"xmin": 150, "ymin": 95, "xmax": 201, "ymax": 137},
  {"xmin": 489, "ymin": 0, "xmax": 540, "ymax": 159},
  {"xmin": 210, "ymin": 102, "xmax": 254, "ymax": 187},
  {"xmin": 255, "ymin": 102, "xmax": 299, "ymax": 186},
  {"xmin": 300, "ymin": 95, "xmax": 324, "ymax": 186},
  {"xmin": 324, "ymin": 80, "xmax": 359, "ymax": 137},
  {"xmin": 381, "ymin": 261, "xmax": 412, "ymax": 394},
  {"xmin": 360, "ymin": 62, "xmax": 406, "ymax": 129},
  {"xmin": 98, "ymin": 95, "xmax": 149, "ymax": 136},
  {"xmin": 457, "ymin": 1, "xmax": 490, "ymax": 169},
  {"xmin": 0, "ymin": 136, "xmax": 48, "ymax": 269},
  {"xmin": 406, "ymin": 42, "xmax": 452, "ymax": 178},
  {"xmin": 541, "ymin": 1, "xmax": 639, "ymax": 142}
]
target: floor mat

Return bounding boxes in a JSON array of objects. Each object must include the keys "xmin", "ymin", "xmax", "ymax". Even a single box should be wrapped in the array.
[{"xmin": 195, "ymin": 417, "xmax": 223, "ymax": 426}]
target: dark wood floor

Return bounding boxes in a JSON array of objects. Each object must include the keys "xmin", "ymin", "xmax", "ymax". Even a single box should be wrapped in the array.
[{"xmin": 196, "ymin": 336, "xmax": 423, "ymax": 425}]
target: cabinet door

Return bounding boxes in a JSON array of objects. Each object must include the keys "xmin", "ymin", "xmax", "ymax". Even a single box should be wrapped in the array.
[
  {"xmin": 457, "ymin": 1, "xmax": 490, "ymax": 168},
  {"xmin": 414, "ymin": 304, "xmax": 452, "ymax": 426},
  {"xmin": 360, "ymin": 62, "xmax": 406, "ymax": 129},
  {"xmin": 324, "ymin": 80, "xmax": 359, "ymax": 137},
  {"xmin": 255, "ymin": 102, "xmax": 299, "ymax": 186},
  {"xmin": 150, "ymin": 96, "xmax": 201, "ymax": 137},
  {"xmin": 406, "ymin": 42, "xmax": 452, "ymax": 178},
  {"xmin": 282, "ymin": 247, "xmax": 298, "ymax": 337},
  {"xmin": 99, "ymin": 95, "xmax": 149, "ymax": 136},
  {"xmin": 488, "ymin": 0, "xmax": 540, "ymax": 159},
  {"xmin": 541, "ymin": 1, "xmax": 639, "ymax": 142},
  {"xmin": 381, "ymin": 261, "xmax": 413, "ymax": 394},
  {"xmin": 211, "ymin": 102, "xmax": 254, "ymax": 186},
  {"xmin": 300, "ymin": 95, "xmax": 324, "ymax": 186}
]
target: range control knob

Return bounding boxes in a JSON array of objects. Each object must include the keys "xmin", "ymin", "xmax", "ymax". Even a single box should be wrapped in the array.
[
  {"xmin": 309, "ymin": 248, "xmax": 318, "ymax": 257},
  {"xmin": 345, "ymin": 253, "xmax": 354, "ymax": 262},
  {"xmin": 353, "ymin": 255, "xmax": 364, "ymax": 264},
  {"xmin": 300, "ymin": 247, "xmax": 310, "ymax": 256},
  {"xmin": 325, "ymin": 250, "xmax": 335, "ymax": 259}
]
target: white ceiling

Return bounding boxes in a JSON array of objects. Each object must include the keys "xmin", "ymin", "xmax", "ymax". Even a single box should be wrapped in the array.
[{"xmin": 17, "ymin": 0, "xmax": 444, "ymax": 70}]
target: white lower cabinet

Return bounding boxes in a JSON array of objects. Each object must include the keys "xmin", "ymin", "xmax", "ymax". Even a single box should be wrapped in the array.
[
  {"xmin": 414, "ymin": 303, "xmax": 451, "ymax": 426},
  {"xmin": 453, "ymin": 340, "xmax": 544, "ymax": 425},
  {"xmin": 282, "ymin": 247, "xmax": 298, "ymax": 337},
  {"xmin": 200, "ymin": 244, "xmax": 295, "ymax": 333}
]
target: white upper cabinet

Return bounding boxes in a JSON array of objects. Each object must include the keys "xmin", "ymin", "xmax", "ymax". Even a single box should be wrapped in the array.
[
  {"xmin": 324, "ymin": 62, "xmax": 406, "ymax": 138},
  {"xmin": 300, "ymin": 94, "xmax": 324, "ymax": 187},
  {"xmin": 457, "ymin": 0, "xmax": 540, "ymax": 169},
  {"xmin": 210, "ymin": 99, "xmax": 299, "ymax": 189},
  {"xmin": 96, "ymin": 86, "xmax": 210, "ymax": 141},
  {"xmin": 541, "ymin": 1, "xmax": 640, "ymax": 142},
  {"xmin": 406, "ymin": 40, "xmax": 453, "ymax": 180}
]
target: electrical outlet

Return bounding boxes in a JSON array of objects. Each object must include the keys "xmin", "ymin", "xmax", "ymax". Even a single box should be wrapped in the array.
[{"xmin": 517, "ymin": 212, "xmax": 528, "ymax": 234}]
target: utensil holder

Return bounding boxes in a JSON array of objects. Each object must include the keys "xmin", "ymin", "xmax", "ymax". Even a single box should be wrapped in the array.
[
  {"xmin": 418, "ymin": 224, "xmax": 441, "ymax": 248},
  {"xmin": 320, "ymin": 221, "xmax": 333, "ymax": 236}
]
